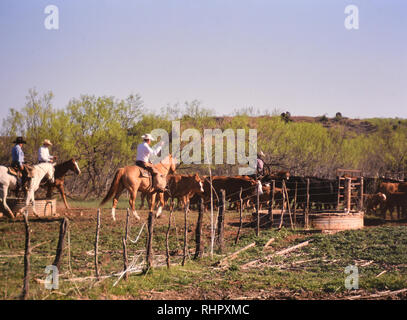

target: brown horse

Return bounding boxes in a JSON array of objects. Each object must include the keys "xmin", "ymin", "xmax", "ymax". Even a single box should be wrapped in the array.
[
  {"xmin": 40, "ymin": 158, "xmax": 81, "ymax": 209},
  {"xmin": 100, "ymin": 154, "xmax": 176, "ymax": 221}
]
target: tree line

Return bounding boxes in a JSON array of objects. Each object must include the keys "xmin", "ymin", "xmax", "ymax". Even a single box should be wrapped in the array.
[{"xmin": 1, "ymin": 89, "xmax": 406, "ymax": 199}]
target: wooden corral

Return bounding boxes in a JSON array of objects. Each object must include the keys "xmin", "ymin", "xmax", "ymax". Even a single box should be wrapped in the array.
[{"xmin": 0, "ymin": 198, "xmax": 57, "ymax": 217}]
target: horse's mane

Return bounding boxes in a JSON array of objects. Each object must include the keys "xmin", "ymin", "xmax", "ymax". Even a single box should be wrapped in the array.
[{"xmin": 54, "ymin": 158, "xmax": 74, "ymax": 168}]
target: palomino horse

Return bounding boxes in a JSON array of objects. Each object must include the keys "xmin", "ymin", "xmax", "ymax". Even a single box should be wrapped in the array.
[
  {"xmin": 39, "ymin": 158, "xmax": 81, "ymax": 209},
  {"xmin": 100, "ymin": 154, "xmax": 176, "ymax": 221},
  {"xmin": 0, "ymin": 162, "xmax": 55, "ymax": 219}
]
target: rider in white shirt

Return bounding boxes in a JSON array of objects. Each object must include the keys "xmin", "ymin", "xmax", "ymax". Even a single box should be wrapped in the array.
[
  {"xmin": 136, "ymin": 134, "xmax": 164, "ymax": 189},
  {"xmin": 38, "ymin": 139, "xmax": 55, "ymax": 163}
]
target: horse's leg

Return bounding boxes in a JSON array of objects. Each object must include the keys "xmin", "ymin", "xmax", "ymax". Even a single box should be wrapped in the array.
[
  {"xmin": 129, "ymin": 188, "xmax": 141, "ymax": 221},
  {"xmin": 149, "ymin": 192, "xmax": 158, "ymax": 218},
  {"xmin": 155, "ymin": 192, "xmax": 164, "ymax": 218},
  {"xmin": 1, "ymin": 185, "xmax": 15, "ymax": 219},
  {"xmin": 30, "ymin": 191, "xmax": 39, "ymax": 217},
  {"xmin": 111, "ymin": 184, "xmax": 125, "ymax": 222},
  {"xmin": 57, "ymin": 185, "xmax": 70, "ymax": 210}
]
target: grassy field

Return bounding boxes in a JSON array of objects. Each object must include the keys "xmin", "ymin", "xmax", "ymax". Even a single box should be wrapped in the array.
[{"xmin": 0, "ymin": 201, "xmax": 406, "ymax": 300}]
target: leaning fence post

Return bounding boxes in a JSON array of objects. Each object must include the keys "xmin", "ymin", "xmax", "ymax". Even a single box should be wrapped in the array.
[
  {"xmin": 278, "ymin": 182, "xmax": 286, "ymax": 230},
  {"xmin": 166, "ymin": 205, "xmax": 174, "ymax": 267},
  {"xmin": 53, "ymin": 218, "xmax": 69, "ymax": 270},
  {"xmin": 269, "ymin": 180, "xmax": 275, "ymax": 227},
  {"xmin": 21, "ymin": 212, "xmax": 31, "ymax": 300},
  {"xmin": 217, "ymin": 190, "xmax": 226, "ymax": 253},
  {"xmin": 304, "ymin": 178, "xmax": 310, "ymax": 229},
  {"xmin": 95, "ymin": 209, "xmax": 101, "ymax": 280},
  {"xmin": 235, "ymin": 187, "xmax": 243, "ymax": 245},
  {"xmin": 283, "ymin": 180, "xmax": 294, "ymax": 229},
  {"xmin": 256, "ymin": 182, "xmax": 260, "ymax": 236},
  {"xmin": 182, "ymin": 201, "xmax": 190, "ymax": 266},
  {"xmin": 122, "ymin": 208, "xmax": 130, "ymax": 280},
  {"xmin": 360, "ymin": 177, "xmax": 364, "ymax": 211},
  {"xmin": 146, "ymin": 210, "xmax": 155, "ymax": 270},
  {"xmin": 194, "ymin": 198, "xmax": 205, "ymax": 259},
  {"xmin": 294, "ymin": 181, "xmax": 298, "ymax": 226}
]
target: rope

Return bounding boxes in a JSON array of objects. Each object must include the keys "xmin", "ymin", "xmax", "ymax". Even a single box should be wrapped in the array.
[{"xmin": 129, "ymin": 222, "xmax": 146, "ymax": 244}]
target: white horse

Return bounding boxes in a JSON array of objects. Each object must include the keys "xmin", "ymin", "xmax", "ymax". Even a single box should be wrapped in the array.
[{"xmin": 0, "ymin": 162, "xmax": 55, "ymax": 219}]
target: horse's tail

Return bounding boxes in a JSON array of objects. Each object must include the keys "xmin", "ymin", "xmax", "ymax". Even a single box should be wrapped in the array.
[{"xmin": 100, "ymin": 168, "xmax": 124, "ymax": 206}]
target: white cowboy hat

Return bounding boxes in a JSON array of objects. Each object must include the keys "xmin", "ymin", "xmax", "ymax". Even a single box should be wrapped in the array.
[
  {"xmin": 141, "ymin": 134, "xmax": 155, "ymax": 141},
  {"xmin": 43, "ymin": 139, "xmax": 53, "ymax": 146}
]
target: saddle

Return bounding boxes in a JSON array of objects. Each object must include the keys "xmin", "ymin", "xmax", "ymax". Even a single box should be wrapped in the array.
[
  {"xmin": 7, "ymin": 167, "xmax": 20, "ymax": 177},
  {"xmin": 136, "ymin": 164, "xmax": 163, "ymax": 191},
  {"xmin": 138, "ymin": 166, "xmax": 151, "ymax": 178},
  {"xmin": 7, "ymin": 164, "xmax": 34, "ymax": 178}
]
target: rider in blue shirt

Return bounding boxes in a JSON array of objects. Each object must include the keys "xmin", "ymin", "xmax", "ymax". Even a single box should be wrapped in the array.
[{"xmin": 11, "ymin": 137, "xmax": 28, "ymax": 195}]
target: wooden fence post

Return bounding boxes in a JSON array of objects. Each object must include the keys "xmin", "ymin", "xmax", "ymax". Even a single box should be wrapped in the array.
[
  {"xmin": 146, "ymin": 210, "xmax": 155, "ymax": 270},
  {"xmin": 346, "ymin": 177, "xmax": 351, "ymax": 213},
  {"xmin": 256, "ymin": 182, "xmax": 260, "ymax": 236},
  {"xmin": 294, "ymin": 181, "xmax": 298, "ymax": 226},
  {"xmin": 306, "ymin": 178, "xmax": 310, "ymax": 229},
  {"xmin": 122, "ymin": 208, "xmax": 130, "ymax": 280},
  {"xmin": 337, "ymin": 175, "xmax": 341, "ymax": 210},
  {"xmin": 235, "ymin": 187, "xmax": 243, "ymax": 245},
  {"xmin": 269, "ymin": 180, "xmax": 275, "ymax": 226},
  {"xmin": 21, "ymin": 213, "xmax": 30, "ymax": 300},
  {"xmin": 95, "ymin": 209, "xmax": 101, "ymax": 280},
  {"xmin": 217, "ymin": 190, "xmax": 226, "ymax": 253},
  {"xmin": 182, "ymin": 201, "xmax": 190, "ymax": 266},
  {"xmin": 194, "ymin": 198, "xmax": 205, "ymax": 259},
  {"xmin": 360, "ymin": 177, "xmax": 364, "ymax": 211},
  {"xmin": 278, "ymin": 183, "xmax": 286, "ymax": 230},
  {"xmin": 53, "ymin": 218, "xmax": 69, "ymax": 270},
  {"xmin": 166, "ymin": 204, "xmax": 174, "ymax": 267},
  {"xmin": 283, "ymin": 180, "xmax": 294, "ymax": 229}
]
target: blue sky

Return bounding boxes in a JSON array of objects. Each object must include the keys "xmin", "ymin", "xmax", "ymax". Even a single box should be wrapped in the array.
[{"xmin": 0, "ymin": 0, "xmax": 406, "ymax": 120}]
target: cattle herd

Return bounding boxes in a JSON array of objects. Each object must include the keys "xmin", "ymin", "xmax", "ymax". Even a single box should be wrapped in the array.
[{"xmin": 150, "ymin": 172, "xmax": 407, "ymax": 221}]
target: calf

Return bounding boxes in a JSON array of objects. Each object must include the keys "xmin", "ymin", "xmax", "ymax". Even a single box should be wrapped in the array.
[
  {"xmin": 363, "ymin": 193, "xmax": 386, "ymax": 214},
  {"xmin": 165, "ymin": 173, "xmax": 204, "ymax": 210}
]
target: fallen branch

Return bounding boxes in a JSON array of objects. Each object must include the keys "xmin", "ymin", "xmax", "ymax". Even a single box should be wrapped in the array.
[
  {"xmin": 376, "ymin": 270, "xmax": 387, "ymax": 278},
  {"xmin": 360, "ymin": 260, "xmax": 374, "ymax": 267},
  {"xmin": 274, "ymin": 240, "xmax": 311, "ymax": 256},
  {"xmin": 263, "ymin": 237, "xmax": 275, "ymax": 249},
  {"xmin": 216, "ymin": 242, "xmax": 256, "ymax": 267},
  {"xmin": 347, "ymin": 288, "xmax": 407, "ymax": 300},
  {"xmin": 240, "ymin": 240, "xmax": 312, "ymax": 269}
]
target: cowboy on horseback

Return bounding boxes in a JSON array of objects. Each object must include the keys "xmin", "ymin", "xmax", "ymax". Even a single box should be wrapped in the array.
[
  {"xmin": 38, "ymin": 139, "xmax": 57, "ymax": 163},
  {"xmin": 11, "ymin": 136, "xmax": 30, "ymax": 195},
  {"xmin": 136, "ymin": 133, "xmax": 165, "ymax": 191}
]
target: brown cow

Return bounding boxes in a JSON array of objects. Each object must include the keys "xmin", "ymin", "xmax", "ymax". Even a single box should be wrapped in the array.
[
  {"xmin": 165, "ymin": 173, "xmax": 204, "ymax": 210},
  {"xmin": 379, "ymin": 182, "xmax": 400, "ymax": 194},
  {"xmin": 191, "ymin": 175, "xmax": 262, "ymax": 212},
  {"xmin": 245, "ymin": 184, "xmax": 286, "ymax": 211},
  {"xmin": 381, "ymin": 191, "xmax": 407, "ymax": 220},
  {"xmin": 210, "ymin": 175, "xmax": 262, "ymax": 211}
]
